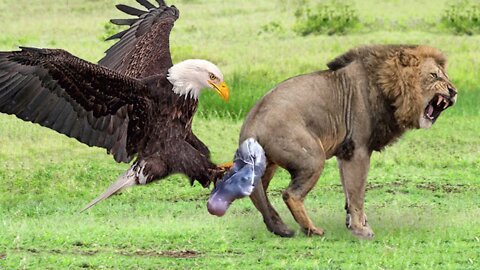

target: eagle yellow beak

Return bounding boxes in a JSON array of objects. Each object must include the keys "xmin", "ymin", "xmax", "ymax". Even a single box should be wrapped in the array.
[{"xmin": 209, "ymin": 81, "xmax": 230, "ymax": 102}]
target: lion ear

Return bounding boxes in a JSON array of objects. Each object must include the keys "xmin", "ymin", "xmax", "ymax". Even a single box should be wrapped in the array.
[{"xmin": 397, "ymin": 51, "xmax": 420, "ymax": 67}]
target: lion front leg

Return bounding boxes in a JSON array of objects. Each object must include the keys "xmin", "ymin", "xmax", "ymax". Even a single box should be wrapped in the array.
[{"xmin": 337, "ymin": 147, "xmax": 374, "ymax": 239}]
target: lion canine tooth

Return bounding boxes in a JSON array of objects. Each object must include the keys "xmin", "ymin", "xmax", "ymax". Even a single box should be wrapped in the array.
[
  {"xmin": 443, "ymin": 102, "xmax": 449, "ymax": 109},
  {"xmin": 437, "ymin": 96, "xmax": 443, "ymax": 106}
]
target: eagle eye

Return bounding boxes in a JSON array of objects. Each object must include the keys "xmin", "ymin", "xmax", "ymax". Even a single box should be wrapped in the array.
[{"xmin": 209, "ymin": 73, "xmax": 217, "ymax": 81}]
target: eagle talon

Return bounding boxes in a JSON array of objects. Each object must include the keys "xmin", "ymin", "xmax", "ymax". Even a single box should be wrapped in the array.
[
  {"xmin": 217, "ymin": 161, "xmax": 234, "ymax": 171},
  {"xmin": 208, "ymin": 165, "xmax": 230, "ymax": 187},
  {"xmin": 208, "ymin": 162, "xmax": 233, "ymax": 187}
]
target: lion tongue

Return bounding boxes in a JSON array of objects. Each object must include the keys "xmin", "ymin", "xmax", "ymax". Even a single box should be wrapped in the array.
[{"xmin": 427, "ymin": 105, "xmax": 434, "ymax": 119}]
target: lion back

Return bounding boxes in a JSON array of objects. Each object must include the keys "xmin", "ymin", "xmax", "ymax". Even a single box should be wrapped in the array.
[{"xmin": 326, "ymin": 45, "xmax": 419, "ymax": 71}]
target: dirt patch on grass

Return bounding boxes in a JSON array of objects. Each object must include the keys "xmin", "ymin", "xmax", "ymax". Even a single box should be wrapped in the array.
[
  {"xmin": 366, "ymin": 181, "xmax": 405, "ymax": 191},
  {"xmin": 18, "ymin": 247, "xmax": 200, "ymax": 258},
  {"xmin": 365, "ymin": 181, "xmax": 474, "ymax": 193},
  {"xmin": 170, "ymin": 195, "xmax": 209, "ymax": 203},
  {"xmin": 22, "ymin": 248, "xmax": 98, "ymax": 256},
  {"xmin": 119, "ymin": 249, "xmax": 200, "ymax": 258},
  {"xmin": 268, "ymin": 181, "xmax": 476, "ymax": 195},
  {"xmin": 415, "ymin": 183, "xmax": 471, "ymax": 193},
  {"xmin": 0, "ymin": 253, "xmax": 6, "ymax": 260}
]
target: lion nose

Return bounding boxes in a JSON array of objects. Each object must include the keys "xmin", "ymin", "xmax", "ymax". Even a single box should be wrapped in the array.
[{"xmin": 448, "ymin": 86, "xmax": 457, "ymax": 98}]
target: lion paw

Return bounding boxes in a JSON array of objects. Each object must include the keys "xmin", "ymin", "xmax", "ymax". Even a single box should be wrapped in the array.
[
  {"xmin": 350, "ymin": 225, "xmax": 374, "ymax": 240},
  {"xmin": 346, "ymin": 213, "xmax": 374, "ymax": 239},
  {"xmin": 271, "ymin": 227, "xmax": 295, "ymax": 238},
  {"xmin": 266, "ymin": 220, "xmax": 295, "ymax": 238},
  {"xmin": 302, "ymin": 226, "xmax": 325, "ymax": 237}
]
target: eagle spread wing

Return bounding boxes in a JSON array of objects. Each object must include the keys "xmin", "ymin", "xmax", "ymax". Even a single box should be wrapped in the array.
[
  {"xmin": 99, "ymin": 0, "xmax": 179, "ymax": 78},
  {"xmin": 0, "ymin": 47, "xmax": 150, "ymax": 163}
]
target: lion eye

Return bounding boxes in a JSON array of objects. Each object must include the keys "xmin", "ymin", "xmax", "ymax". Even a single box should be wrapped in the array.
[
  {"xmin": 209, "ymin": 73, "xmax": 216, "ymax": 81},
  {"xmin": 430, "ymin": 73, "xmax": 438, "ymax": 79}
]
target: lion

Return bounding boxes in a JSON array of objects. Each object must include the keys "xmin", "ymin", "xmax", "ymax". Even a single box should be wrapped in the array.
[{"xmin": 207, "ymin": 45, "xmax": 457, "ymax": 239}]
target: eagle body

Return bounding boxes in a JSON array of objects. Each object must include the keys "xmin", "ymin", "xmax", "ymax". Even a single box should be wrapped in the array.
[
  {"xmin": 136, "ymin": 74, "xmax": 215, "ymax": 186},
  {"xmin": 0, "ymin": 0, "xmax": 230, "ymax": 211}
]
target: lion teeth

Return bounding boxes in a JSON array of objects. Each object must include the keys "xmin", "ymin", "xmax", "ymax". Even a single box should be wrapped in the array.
[
  {"xmin": 437, "ymin": 96, "xmax": 443, "ymax": 106},
  {"xmin": 443, "ymin": 102, "xmax": 449, "ymax": 109}
]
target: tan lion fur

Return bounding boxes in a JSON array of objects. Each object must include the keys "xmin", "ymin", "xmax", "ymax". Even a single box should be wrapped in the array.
[{"xmin": 238, "ymin": 45, "xmax": 457, "ymax": 238}]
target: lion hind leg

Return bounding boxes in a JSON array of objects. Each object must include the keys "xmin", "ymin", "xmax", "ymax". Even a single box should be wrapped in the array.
[
  {"xmin": 282, "ymin": 145, "xmax": 326, "ymax": 237},
  {"xmin": 283, "ymin": 168, "xmax": 325, "ymax": 236}
]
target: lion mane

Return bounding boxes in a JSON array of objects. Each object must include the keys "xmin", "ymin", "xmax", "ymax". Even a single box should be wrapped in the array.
[
  {"xmin": 328, "ymin": 45, "xmax": 449, "ymax": 152},
  {"xmin": 329, "ymin": 45, "xmax": 447, "ymax": 129}
]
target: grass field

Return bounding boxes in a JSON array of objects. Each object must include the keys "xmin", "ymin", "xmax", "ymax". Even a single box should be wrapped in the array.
[{"xmin": 0, "ymin": 0, "xmax": 479, "ymax": 269}]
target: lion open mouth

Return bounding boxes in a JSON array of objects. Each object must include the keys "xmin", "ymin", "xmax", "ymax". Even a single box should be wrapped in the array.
[{"xmin": 424, "ymin": 94, "xmax": 453, "ymax": 123}]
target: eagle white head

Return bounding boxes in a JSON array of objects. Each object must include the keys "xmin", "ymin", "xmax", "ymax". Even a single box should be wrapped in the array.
[{"xmin": 167, "ymin": 59, "xmax": 229, "ymax": 101}]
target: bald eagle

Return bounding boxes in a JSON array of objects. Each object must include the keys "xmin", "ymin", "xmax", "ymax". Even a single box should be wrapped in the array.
[{"xmin": 0, "ymin": 0, "xmax": 230, "ymax": 211}]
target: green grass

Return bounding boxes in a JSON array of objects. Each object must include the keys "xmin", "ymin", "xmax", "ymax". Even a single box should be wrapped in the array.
[{"xmin": 0, "ymin": 0, "xmax": 479, "ymax": 269}]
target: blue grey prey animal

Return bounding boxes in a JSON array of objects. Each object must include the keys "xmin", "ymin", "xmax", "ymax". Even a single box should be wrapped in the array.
[{"xmin": 207, "ymin": 139, "xmax": 266, "ymax": 216}]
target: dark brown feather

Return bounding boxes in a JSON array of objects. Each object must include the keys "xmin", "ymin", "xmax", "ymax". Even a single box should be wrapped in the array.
[
  {"xmin": 111, "ymin": 18, "xmax": 138, "ymax": 26},
  {"xmin": 116, "ymin": 4, "xmax": 147, "ymax": 17},
  {"xmin": 100, "ymin": 0, "xmax": 179, "ymax": 79},
  {"xmin": 136, "ymin": 0, "xmax": 156, "ymax": 10},
  {"xmin": 106, "ymin": 29, "xmax": 130, "ymax": 41},
  {"xmin": 0, "ymin": 47, "xmax": 151, "ymax": 162}
]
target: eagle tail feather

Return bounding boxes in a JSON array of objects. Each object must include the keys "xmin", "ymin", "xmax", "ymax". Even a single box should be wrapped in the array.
[{"xmin": 79, "ymin": 169, "xmax": 137, "ymax": 212}]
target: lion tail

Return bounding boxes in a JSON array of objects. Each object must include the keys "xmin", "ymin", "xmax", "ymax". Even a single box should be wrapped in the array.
[{"xmin": 207, "ymin": 138, "xmax": 267, "ymax": 216}]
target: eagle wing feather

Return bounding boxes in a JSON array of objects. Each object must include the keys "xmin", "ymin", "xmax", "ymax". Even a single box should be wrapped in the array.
[
  {"xmin": 99, "ymin": 0, "xmax": 179, "ymax": 79},
  {"xmin": 0, "ymin": 47, "xmax": 151, "ymax": 163}
]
